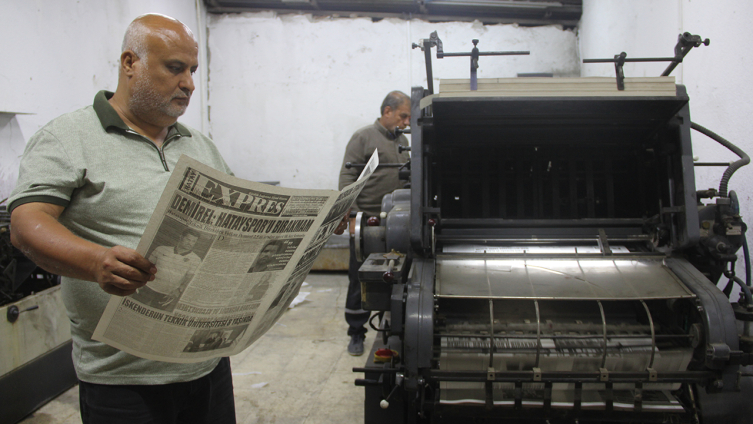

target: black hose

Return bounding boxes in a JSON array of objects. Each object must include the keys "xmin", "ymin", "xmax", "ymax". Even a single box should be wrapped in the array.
[
  {"xmin": 730, "ymin": 191, "xmax": 751, "ymax": 287},
  {"xmin": 368, "ymin": 312, "xmax": 387, "ymax": 332},
  {"xmin": 732, "ymin": 275, "xmax": 753, "ymax": 305},
  {"xmin": 691, "ymin": 122, "xmax": 750, "ymax": 197},
  {"xmin": 745, "ymin": 234, "xmax": 751, "ymax": 288}
]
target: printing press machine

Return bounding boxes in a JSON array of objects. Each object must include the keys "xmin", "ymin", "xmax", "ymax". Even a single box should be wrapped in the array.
[
  {"xmin": 353, "ymin": 33, "xmax": 753, "ymax": 423},
  {"xmin": 0, "ymin": 205, "xmax": 75, "ymax": 424}
]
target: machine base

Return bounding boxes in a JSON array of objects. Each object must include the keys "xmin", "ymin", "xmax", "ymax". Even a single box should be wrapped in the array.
[{"xmin": 0, "ymin": 340, "xmax": 77, "ymax": 424}]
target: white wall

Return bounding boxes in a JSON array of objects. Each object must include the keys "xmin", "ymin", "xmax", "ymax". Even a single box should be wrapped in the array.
[
  {"xmin": 581, "ymin": 0, "xmax": 753, "ymax": 201},
  {"xmin": 206, "ymin": 13, "xmax": 578, "ymax": 188},
  {"xmin": 0, "ymin": 0, "xmax": 207, "ymax": 200},
  {"xmin": 581, "ymin": 0, "xmax": 753, "ymax": 286},
  {"xmin": 6, "ymin": 1, "xmax": 750, "ymax": 253}
]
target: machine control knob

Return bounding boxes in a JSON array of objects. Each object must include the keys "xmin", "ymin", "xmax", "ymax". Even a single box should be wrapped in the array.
[
  {"xmin": 6, "ymin": 305, "xmax": 39, "ymax": 323},
  {"xmin": 428, "ymin": 218, "xmax": 437, "ymax": 227},
  {"xmin": 380, "ymin": 399, "xmax": 389, "ymax": 409},
  {"xmin": 367, "ymin": 216, "xmax": 380, "ymax": 226},
  {"xmin": 383, "ymin": 271, "xmax": 395, "ymax": 283}
]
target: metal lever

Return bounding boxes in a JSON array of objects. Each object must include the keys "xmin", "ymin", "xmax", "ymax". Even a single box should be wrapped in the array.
[
  {"xmin": 382, "ymin": 250, "xmax": 404, "ymax": 283},
  {"xmin": 7, "ymin": 305, "xmax": 39, "ymax": 323},
  {"xmin": 380, "ymin": 373, "xmax": 404, "ymax": 409},
  {"xmin": 345, "ymin": 162, "xmax": 404, "ymax": 169}
]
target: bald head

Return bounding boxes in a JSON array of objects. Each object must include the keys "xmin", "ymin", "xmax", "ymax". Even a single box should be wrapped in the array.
[
  {"xmin": 122, "ymin": 14, "xmax": 195, "ymax": 64},
  {"xmin": 380, "ymin": 91, "xmax": 410, "ymax": 116}
]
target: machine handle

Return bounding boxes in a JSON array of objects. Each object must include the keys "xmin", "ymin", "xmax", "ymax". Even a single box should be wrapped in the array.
[
  {"xmin": 6, "ymin": 305, "xmax": 39, "ymax": 323},
  {"xmin": 354, "ymin": 211, "xmax": 364, "ymax": 262}
]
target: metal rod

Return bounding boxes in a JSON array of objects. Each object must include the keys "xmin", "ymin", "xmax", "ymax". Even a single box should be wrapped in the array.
[
  {"xmin": 583, "ymin": 57, "xmax": 676, "ymax": 63},
  {"xmin": 436, "ymin": 293, "xmax": 693, "ymax": 301},
  {"xmin": 353, "ymin": 367, "xmax": 400, "ymax": 373},
  {"xmin": 488, "ymin": 297, "xmax": 495, "ymax": 369},
  {"xmin": 438, "ymin": 333, "xmax": 690, "ymax": 340},
  {"xmin": 534, "ymin": 300, "xmax": 541, "ymax": 368},
  {"xmin": 485, "ymin": 252, "xmax": 495, "ymax": 370},
  {"xmin": 438, "ymin": 236, "xmax": 652, "ymax": 242},
  {"xmin": 439, "ymin": 218, "xmax": 647, "ymax": 227},
  {"xmin": 640, "ymin": 300, "xmax": 657, "ymax": 368},
  {"xmin": 428, "ymin": 370, "xmax": 713, "ymax": 383},
  {"xmin": 694, "ymin": 162, "xmax": 732, "ymax": 166},
  {"xmin": 345, "ymin": 162, "xmax": 404, "ymax": 169},
  {"xmin": 424, "ymin": 39, "xmax": 434, "ymax": 95},
  {"xmin": 598, "ymin": 300, "xmax": 608, "ymax": 369},
  {"xmin": 443, "ymin": 51, "xmax": 530, "ymax": 57}
]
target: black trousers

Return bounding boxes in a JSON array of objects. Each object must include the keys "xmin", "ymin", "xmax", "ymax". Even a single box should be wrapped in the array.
[
  {"xmin": 345, "ymin": 236, "xmax": 370, "ymax": 336},
  {"xmin": 79, "ymin": 357, "xmax": 236, "ymax": 424}
]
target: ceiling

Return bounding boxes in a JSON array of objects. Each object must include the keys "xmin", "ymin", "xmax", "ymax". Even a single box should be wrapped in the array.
[{"xmin": 203, "ymin": 0, "xmax": 582, "ymax": 27}]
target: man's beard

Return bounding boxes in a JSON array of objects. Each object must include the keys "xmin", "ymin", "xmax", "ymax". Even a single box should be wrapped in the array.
[{"xmin": 129, "ymin": 76, "xmax": 189, "ymax": 120}]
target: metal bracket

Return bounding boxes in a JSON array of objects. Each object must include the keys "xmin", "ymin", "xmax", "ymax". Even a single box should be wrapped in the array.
[
  {"xmin": 662, "ymin": 32, "xmax": 710, "ymax": 76},
  {"xmin": 599, "ymin": 367, "xmax": 609, "ymax": 382},
  {"xmin": 413, "ymin": 32, "xmax": 529, "ymax": 94},
  {"xmin": 614, "ymin": 52, "xmax": 626, "ymax": 90},
  {"xmin": 647, "ymin": 367, "xmax": 658, "ymax": 382},
  {"xmin": 582, "ymin": 32, "xmax": 710, "ymax": 83},
  {"xmin": 471, "ymin": 39, "xmax": 479, "ymax": 90},
  {"xmin": 487, "ymin": 367, "xmax": 496, "ymax": 381},
  {"xmin": 533, "ymin": 367, "xmax": 542, "ymax": 382},
  {"xmin": 597, "ymin": 229, "xmax": 613, "ymax": 256}
]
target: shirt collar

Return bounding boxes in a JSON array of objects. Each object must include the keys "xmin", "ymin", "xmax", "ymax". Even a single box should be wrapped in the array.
[
  {"xmin": 374, "ymin": 118, "xmax": 397, "ymax": 140},
  {"xmin": 92, "ymin": 90, "xmax": 191, "ymax": 138}
]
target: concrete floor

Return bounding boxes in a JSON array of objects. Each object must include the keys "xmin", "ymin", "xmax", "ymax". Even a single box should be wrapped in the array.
[{"xmin": 18, "ymin": 271, "xmax": 371, "ymax": 424}]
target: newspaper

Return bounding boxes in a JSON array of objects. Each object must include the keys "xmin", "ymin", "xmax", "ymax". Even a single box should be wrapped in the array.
[{"xmin": 92, "ymin": 151, "xmax": 378, "ymax": 363}]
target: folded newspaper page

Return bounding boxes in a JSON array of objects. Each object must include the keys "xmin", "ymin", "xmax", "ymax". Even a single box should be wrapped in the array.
[{"xmin": 93, "ymin": 151, "xmax": 379, "ymax": 362}]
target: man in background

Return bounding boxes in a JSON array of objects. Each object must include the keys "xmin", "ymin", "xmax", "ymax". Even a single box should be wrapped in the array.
[
  {"xmin": 338, "ymin": 90, "xmax": 411, "ymax": 355},
  {"xmin": 9, "ymin": 13, "xmax": 235, "ymax": 423}
]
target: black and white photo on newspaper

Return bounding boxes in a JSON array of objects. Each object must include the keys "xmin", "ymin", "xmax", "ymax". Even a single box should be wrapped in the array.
[{"xmin": 93, "ymin": 150, "xmax": 379, "ymax": 363}]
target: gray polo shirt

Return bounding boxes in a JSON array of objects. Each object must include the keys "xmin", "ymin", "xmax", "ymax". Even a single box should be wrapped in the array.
[
  {"xmin": 9, "ymin": 91, "xmax": 233, "ymax": 384},
  {"xmin": 338, "ymin": 119, "xmax": 410, "ymax": 216}
]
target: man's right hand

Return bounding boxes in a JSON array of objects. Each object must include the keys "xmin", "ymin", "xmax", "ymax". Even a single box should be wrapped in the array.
[
  {"xmin": 11, "ymin": 202, "xmax": 156, "ymax": 296},
  {"xmin": 92, "ymin": 245, "xmax": 156, "ymax": 296}
]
